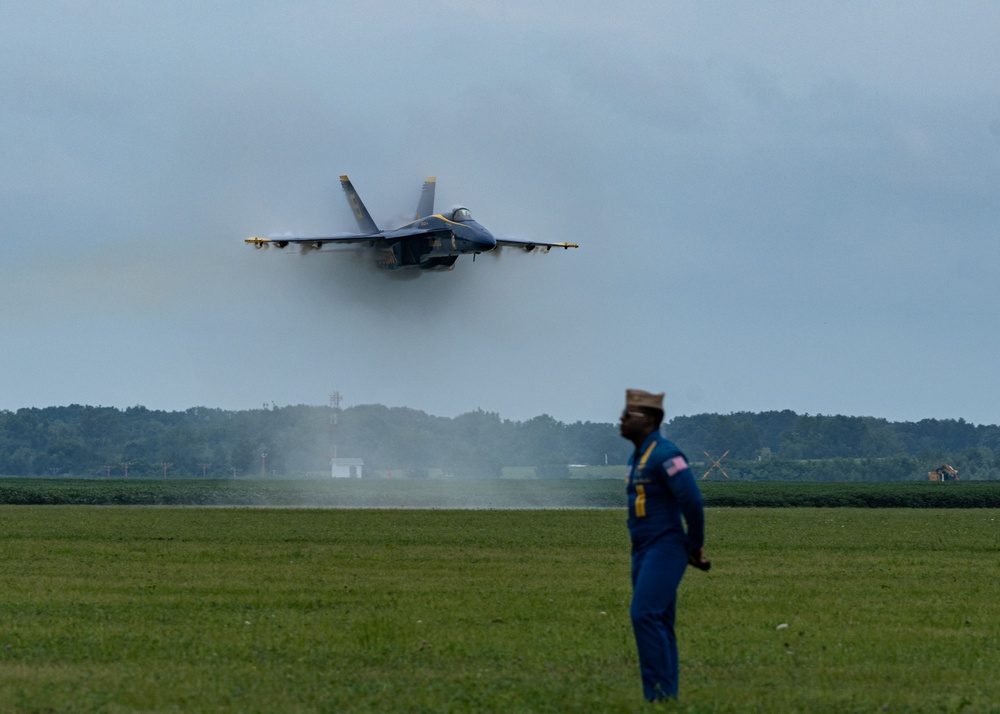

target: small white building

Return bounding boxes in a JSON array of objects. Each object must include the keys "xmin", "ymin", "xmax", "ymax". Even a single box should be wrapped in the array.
[{"xmin": 331, "ymin": 458, "xmax": 364, "ymax": 478}]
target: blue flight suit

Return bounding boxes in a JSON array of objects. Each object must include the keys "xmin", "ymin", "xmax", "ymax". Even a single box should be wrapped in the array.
[{"xmin": 626, "ymin": 431, "xmax": 705, "ymax": 701}]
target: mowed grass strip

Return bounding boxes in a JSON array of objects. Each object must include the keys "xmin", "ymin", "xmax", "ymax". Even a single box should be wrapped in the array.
[
  {"xmin": 686, "ymin": 508, "xmax": 1000, "ymax": 713},
  {"xmin": 0, "ymin": 508, "xmax": 632, "ymax": 713},
  {"xmin": 0, "ymin": 507, "xmax": 997, "ymax": 713}
]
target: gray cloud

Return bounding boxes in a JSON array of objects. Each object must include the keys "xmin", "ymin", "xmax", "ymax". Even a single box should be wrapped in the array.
[{"xmin": 2, "ymin": 2, "xmax": 1000, "ymax": 425}]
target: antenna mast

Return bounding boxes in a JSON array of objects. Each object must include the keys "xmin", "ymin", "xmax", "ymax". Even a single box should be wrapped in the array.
[{"xmin": 329, "ymin": 390, "xmax": 342, "ymax": 462}]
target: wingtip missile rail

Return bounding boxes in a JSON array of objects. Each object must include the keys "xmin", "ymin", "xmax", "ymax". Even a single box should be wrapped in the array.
[{"xmin": 245, "ymin": 237, "xmax": 292, "ymax": 249}]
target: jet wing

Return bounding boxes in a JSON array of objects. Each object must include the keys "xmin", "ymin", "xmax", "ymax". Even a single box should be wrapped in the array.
[
  {"xmin": 246, "ymin": 233, "xmax": 381, "ymax": 249},
  {"xmin": 494, "ymin": 237, "xmax": 579, "ymax": 252},
  {"xmin": 245, "ymin": 227, "xmax": 451, "ymax": 250},
  {"xmin": 246, "ymin": 233, "xmax": 372, "ymax": 249}
]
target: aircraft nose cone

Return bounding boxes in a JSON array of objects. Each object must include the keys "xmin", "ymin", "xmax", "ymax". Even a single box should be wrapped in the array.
[{"xmin": 476, "ymin": 227, "xmax": 497, "ymax": 252}]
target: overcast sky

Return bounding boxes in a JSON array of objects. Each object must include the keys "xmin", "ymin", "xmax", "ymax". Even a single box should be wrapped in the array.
[{"xmin": 3, "ymin": 2, "xmax": 1000, "ymax": 426}]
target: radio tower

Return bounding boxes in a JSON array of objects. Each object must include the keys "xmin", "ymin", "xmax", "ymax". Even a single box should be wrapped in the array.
[{"xmin": 329, "ymin": 390, "xmax": 342, "ymax": 463}]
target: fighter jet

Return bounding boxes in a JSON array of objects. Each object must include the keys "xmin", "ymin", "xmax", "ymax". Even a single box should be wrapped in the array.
[{"xmin": 245, "ymin": 175, "xmax": 578, "ymax": 271}]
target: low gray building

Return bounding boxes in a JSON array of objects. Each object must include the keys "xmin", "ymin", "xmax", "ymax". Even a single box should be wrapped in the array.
[{"xmin": 331, "ymin": 458, "xmax": 363, "ymax": 478}]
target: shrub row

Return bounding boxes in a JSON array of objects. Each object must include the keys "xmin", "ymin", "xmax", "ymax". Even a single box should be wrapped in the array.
[{"xmin": 0, "ymin": 478, "xmax": 998, "ymax": 508}]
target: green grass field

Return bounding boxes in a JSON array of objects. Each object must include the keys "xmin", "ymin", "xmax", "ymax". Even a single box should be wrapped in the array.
[{"xmin": 1, "ymin": 507, "xmax": 997, "ymax": 713}]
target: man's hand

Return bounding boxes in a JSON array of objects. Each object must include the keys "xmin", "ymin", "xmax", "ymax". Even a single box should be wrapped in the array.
[{"xmin": 688, "ymin": 547, "xmax": 711, "ymax": 571}]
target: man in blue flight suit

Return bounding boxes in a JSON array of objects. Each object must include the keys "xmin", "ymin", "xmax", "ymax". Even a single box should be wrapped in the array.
[{"xmin": 620, "ymin": 389, "xmax": 710, "ymax": 702}]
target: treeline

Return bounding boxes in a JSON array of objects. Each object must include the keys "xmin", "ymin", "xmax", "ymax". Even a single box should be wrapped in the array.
[
  {"xmin": 668, "ymin": 410, "xmax": 1000, "ymax": 460},
  {"xmin": 0, "ymin": 404, "xmax": 620, "ymax": 478},
  {"xmin": 669, "ymin": 411, "xmax": 1000, "ymax": 480},
  {"xmin": 2, "ymin": 404, "xmax": 1000, "ymax": 479}
]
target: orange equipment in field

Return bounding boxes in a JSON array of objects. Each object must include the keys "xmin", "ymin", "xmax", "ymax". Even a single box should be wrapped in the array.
[
  {"xmin": 702, "ymin": 450, "xmax": 730, "ymax": 479},
  {"xmin": 927, "ymin": 464, "xmax": 959, "ymax": 481}
]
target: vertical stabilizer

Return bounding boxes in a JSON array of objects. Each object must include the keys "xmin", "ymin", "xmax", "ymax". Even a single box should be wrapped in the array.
[
  {"xmin": 339, "ymin": 175, "xmax": 379, "ymax": 234},
  {"xmin": 415, "ymin": 176, "xmax": 436, "ymax": 220}
]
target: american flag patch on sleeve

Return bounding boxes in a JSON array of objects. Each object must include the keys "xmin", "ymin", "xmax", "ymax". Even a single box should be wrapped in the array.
[{"xmin": 665, "ymin": 456, "xmax": 688, "ymax": 476}]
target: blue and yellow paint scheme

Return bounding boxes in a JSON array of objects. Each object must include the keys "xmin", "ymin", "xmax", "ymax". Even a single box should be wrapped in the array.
[{"xmin": 245, "ymin": 175, "xmax": 578, "ymax": 271}]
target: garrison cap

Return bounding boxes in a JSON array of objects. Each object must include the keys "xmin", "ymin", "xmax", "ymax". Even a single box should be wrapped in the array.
[{"xmin": 626, "ymin": 389, "xmax": 664, "ymax": 412}]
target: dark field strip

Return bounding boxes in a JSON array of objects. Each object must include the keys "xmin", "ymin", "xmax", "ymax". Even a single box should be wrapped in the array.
[{"xmin": 0, "ymin": 478, "xmax": 998, "ymax": 507}]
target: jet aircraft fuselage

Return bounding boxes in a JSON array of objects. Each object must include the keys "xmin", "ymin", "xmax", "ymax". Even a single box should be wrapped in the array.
[{"xmin": 374, "ymin": 210, "xmax": 495, "ymax": 270}]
